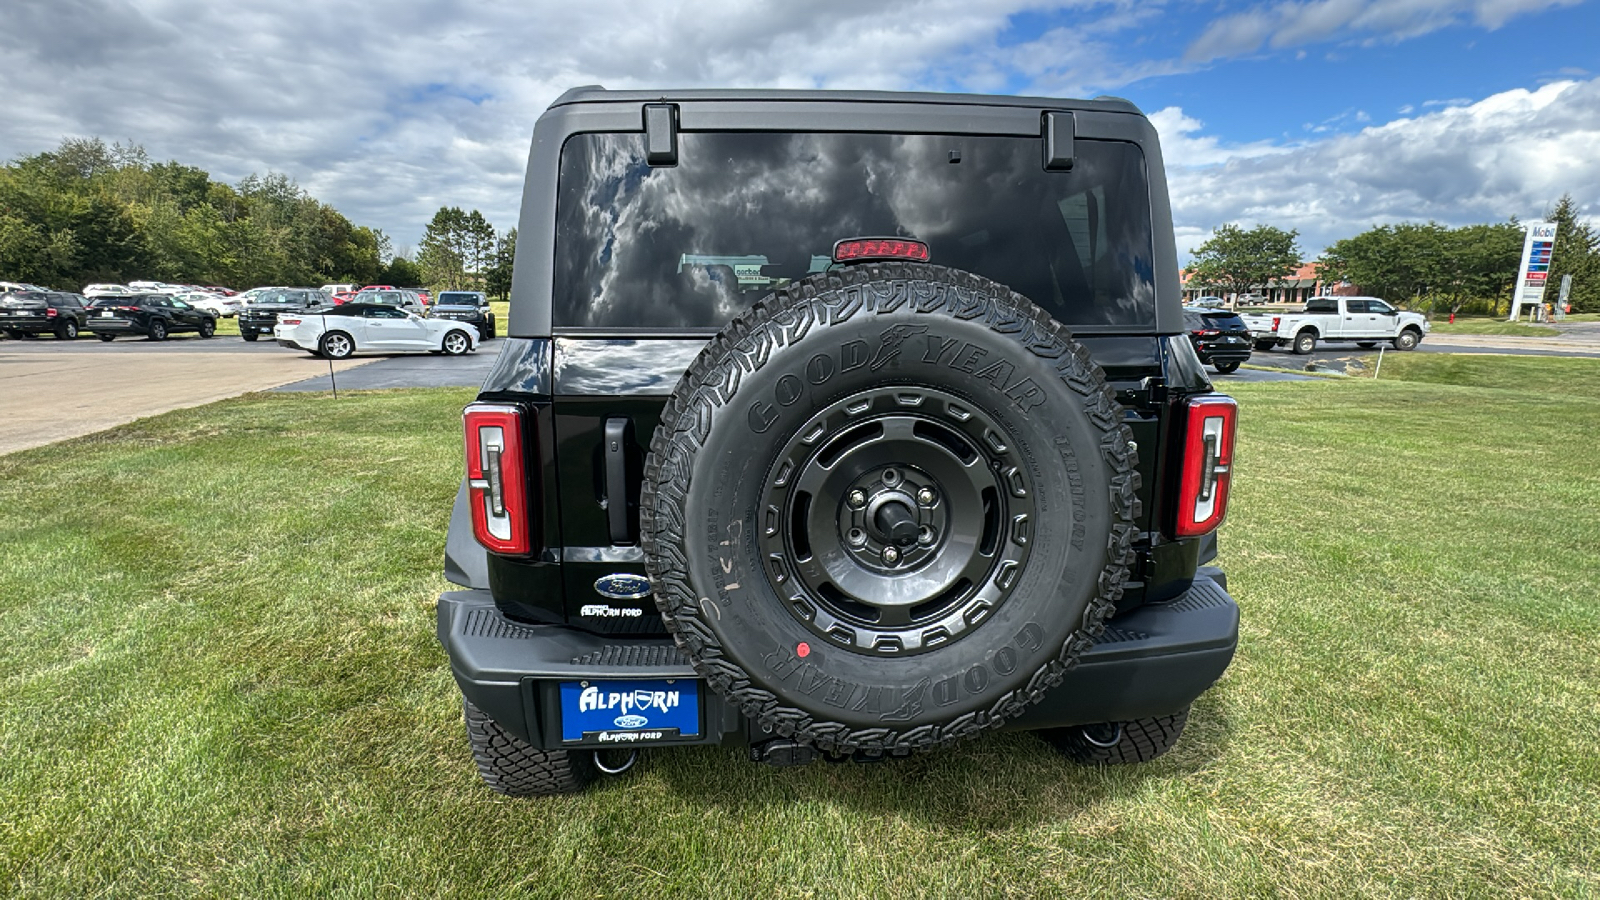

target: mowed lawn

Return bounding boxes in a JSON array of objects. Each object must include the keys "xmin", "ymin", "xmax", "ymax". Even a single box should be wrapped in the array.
[{"xmin": 2, "ymin": 363, "xmax": 1598, "ymax": 897}]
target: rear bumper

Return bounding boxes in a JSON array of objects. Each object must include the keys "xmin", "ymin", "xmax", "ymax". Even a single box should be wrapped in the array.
[
  {"xmin": 0, "ymin": 315, "xmax": 53, "ymax": 331},
  {"xmin": 437, "ymin": 575, "xmax": 1239, "ymax": 750}
]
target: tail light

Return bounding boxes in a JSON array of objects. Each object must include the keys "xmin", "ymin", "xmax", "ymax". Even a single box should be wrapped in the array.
[
  {"xmin": 280, "ymin": 317, "xmax": 300, "ymax": 325},
  {"xmin": 833, "ymin": 237, "xmax": 930, "ymax": 263},
  {"xmin": 1271, "ymin": 316, "xmax": 1280, "ymax": 331},
  {"xmin": 464, "ymin": 403, "xmax": 530, "ymax": 554},
  {"xmin": 1174, "ymin": 395, "xmax": 1237, "ymax": 537},
  {"xmin": 46, "ymin": 307, "xmax": 58, "ymax": 318},
  {"xmin": 1196, "ymin": 328, "xmax": 1219, "ymax": 336}
]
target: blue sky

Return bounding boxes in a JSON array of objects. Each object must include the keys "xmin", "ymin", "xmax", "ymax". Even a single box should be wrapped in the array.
[{"xmin": 1, "ymin": 0, "xmax": 1596, "ymax": 265}]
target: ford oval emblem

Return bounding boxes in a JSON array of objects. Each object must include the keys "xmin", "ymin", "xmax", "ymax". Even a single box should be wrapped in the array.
[
  {"xmin": 614, "ymin": 714, "xmax": 649, "ymax": 729},
  {"xmin": 594, "ymin": 574, "xmax": 652, "ymax": 600}
]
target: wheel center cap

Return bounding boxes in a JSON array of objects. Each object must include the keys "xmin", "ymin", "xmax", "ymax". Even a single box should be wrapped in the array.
[{"xmin": 871, "ymin": 497, "xmax": 919, "ymax": 545}]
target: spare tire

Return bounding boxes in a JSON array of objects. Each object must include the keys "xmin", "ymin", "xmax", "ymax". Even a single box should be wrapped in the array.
[{"xmin": 641, "ymin": 262, "xmax": 1140, "ymax": 755}]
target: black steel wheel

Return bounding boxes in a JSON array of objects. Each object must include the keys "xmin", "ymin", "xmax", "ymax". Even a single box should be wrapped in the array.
[{"xmin": 642, "ymin": 262, "xmax": 1140, "ymax": 756}]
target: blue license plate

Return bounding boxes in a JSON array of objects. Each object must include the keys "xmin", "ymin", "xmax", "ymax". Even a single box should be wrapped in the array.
[{"xmin": 558, "ymin": 678, "xmax": 701, "ymax": 743}]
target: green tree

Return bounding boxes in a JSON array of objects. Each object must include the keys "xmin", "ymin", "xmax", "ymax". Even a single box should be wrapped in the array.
[
  {"xmin": 1544, "ymin": 194, "xmax": 1600, "ymax": 313},
  {"xmin": 416, "ymin": 206, "xmax": 467, "ymax": 290},
  {"xmin": 1188, "ymin": 224, "xmax": 1302, "ymax": 301},
  {"xmin": 485, "ymin": 227, "xmax": 516, "ymax": 300}
]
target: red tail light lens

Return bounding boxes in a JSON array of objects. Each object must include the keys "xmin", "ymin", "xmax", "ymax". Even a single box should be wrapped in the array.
[
  {"xmin": 1271, "ymin": 316, "xmax": 1281, "ymax": 331},
  {"xmin": 1175, "ymin": 395, "xmax": 1238, "ymax": 537},
  {"xmin": 1196, "ymin": 329, "xmax": 1219, "ymax": 336},
  {"xmin": 832, "ymin": 237, "xmax": 930, "ymax": 263},
  {"xmin": 464, "ymin": 403, "xmax": 530, "ymax": 554},
  {"xmin": 46, "ymin": 307, "xmax": 58, "ymax": 318},
  {"xmin": 280, "ymin": 318, "xmax": 300, "ymax": 325}
]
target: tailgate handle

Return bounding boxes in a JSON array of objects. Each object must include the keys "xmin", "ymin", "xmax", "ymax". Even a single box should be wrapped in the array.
[{"xmin": 603, "ymin": 417, "xmax": 635, "ymax": 545}]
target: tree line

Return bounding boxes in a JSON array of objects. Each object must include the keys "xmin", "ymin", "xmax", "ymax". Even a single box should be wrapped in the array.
[
  {"xmin": 1191, "ymin": 195, "xmax": 1599, "ymax": 315},
  {"xmin": 0, "ymin": 138, "xmax": 519, "ymax": 299}
]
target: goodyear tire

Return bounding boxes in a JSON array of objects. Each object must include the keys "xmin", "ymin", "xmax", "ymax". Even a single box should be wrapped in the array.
[
  {"xmin": 463, "ymin": 698, "xmax": 596, "ymax": 795},
  {"xmin": 1042, "ymin": 706, "xmax": 1189, "ymax": 764},
  {"xmin": 641, "ymin": 263, "xmax": 1140, "ymax": 755}
]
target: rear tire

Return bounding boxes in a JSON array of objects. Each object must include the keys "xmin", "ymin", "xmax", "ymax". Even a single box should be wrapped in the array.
[
  {"xmin": 98, "ymin": 334, "xmax": 115, "ymax": 342},
  {"xmin": 241, "ymin": 331, "xmax": 259, "ymax": 342},
  {"xmin": 463, "ymin": 698, "xmax": 596, "ymax": 796},
  {"xmin": 442, "ymin": 329, "xmax": 470, "ymax": 356},
  {"xmin": 1293, "ymin": 331, "xmax": 1316, "ymax": 355},
  {"xmin": 198, "ymin": 319, "xmax": 215, "ymax": 338},
  {"xmin": 1043, "ymin": 706, "xmax": 1190, "ymax": 765},
  {"xmin": 1253, "ymin": 340, "xmax": 1276, "ymax": 352},
  {"xmin": 319, "ymin": 331, "xmax": 354, "ymax": 359},
  {"xmin": 1213, "ymin": 361, "xmax": 1241, "ymax": 374},
  {"xmin": 148, "ymin": 319, "xmax": 168, "ymax": 341},
  {"xmin": 57, "ymin": 320, "xmax": 79, "ymax": 340}
]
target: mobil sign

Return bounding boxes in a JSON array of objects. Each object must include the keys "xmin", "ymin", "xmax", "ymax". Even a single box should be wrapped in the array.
[{"xmin": 1511, "ymin": 221, "xmax": 1558, "ymax": 321}]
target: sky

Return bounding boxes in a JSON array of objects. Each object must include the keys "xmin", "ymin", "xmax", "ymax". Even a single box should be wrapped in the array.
[{"xmin": 1, "ymin": 0, "xmax": 1596, "ymax": 264}]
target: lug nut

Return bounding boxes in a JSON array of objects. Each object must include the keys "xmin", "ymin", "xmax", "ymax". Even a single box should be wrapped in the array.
[
  {"xmin": 847, "ymin": 489, "xmax": 867, "ymax": 508},
  {"xmin": 916, "ymin": 487, "xmax": 936, "ymax": 505},
  {"xmin": 917, "ymin": 526, "xmax": 935, "ymax": 545},
  {"xmin": 882, "ymin": 546, "xmax": 900, "ymax": 565}
]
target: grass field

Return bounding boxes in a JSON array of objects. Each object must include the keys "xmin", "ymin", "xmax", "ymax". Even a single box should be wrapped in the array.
[
  {"xmin": 1374, "ymin": 352, "xmax": 1600, "ymax": 393},
  {"xmin": 1425, "ymin": 318, "xmax": 1558, "ymax": 336},
  {"xmin": 2, "ymin": 373, "xmax": 1598, "ymax": 897}
]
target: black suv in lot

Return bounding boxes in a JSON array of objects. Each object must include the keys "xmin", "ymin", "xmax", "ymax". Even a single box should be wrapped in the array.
[
  {"xmin": 430, "ymin": 291, "xmax": 496, "ymax": 339},
  {"xmin": 1, "ymin": 290, "xmax": 90, "ymax": 339},
  {"xmin": 238, "ymin": 288, "xmax": 330, "ymax": 341},
  {"xmin": 1182, "ymin": 308, "xmax": 1253, "ymax": 374},
  {"xmin": 86, "ymin": 294, "xmax": 216, "ymax": 341},
  {"xmin": 437, "ymin": 87, "xmax": 1241, "ymax": 796}
]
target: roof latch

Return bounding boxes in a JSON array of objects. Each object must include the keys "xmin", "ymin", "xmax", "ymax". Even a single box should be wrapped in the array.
[
  {"xmin": 1043, "ymin": 110, "xmax": 1074, "ymax": 172},
  {"xmin": 644, "ymin": 103, "xmax": 679, "ymax": 167}
]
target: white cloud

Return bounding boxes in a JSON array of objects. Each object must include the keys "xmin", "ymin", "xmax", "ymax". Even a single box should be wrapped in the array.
[
  {"xmin": 1159, "ymin": 78, "xmax": 1600, "ymax": 261},
  {"xmin": 1186, "ymin": 0, "xmax": 1583, "ymax": 63}
]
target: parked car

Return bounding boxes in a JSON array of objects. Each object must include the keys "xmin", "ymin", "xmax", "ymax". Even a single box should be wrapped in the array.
[
  {"xmin": 83, "ymin": 283, "xmax": 134, "ymax": 298},
  {"xmin": 273, "ymin": 302, "xmax": 478, "ymax": 358},
  {"xmin": 172, "ymin": 290, "xmax": 242, "ymax": 318},
  {"xmin": 205, "ymin": 286, "xmax": 238, "ymax": 296},
  {"xmin": 320, "ymin": 283, "xmax": 358, "ymax": 296},
  {"xmin": 353, "ymin": 288, "xmax": 425, "ymax": 313},
  {"xmin": 237, "ymin": 288, "xmax": 331, "ymax": 341},
  {"xmin": 85, "ymin": 294, "xmax": 217, "ymax": 341},
  {"xmin": 429, "ymin": 291, "xmax": 496, "ymax": 339},
  {"xmin": 1241, "ymin": 295, "xmax": 1430, "ymax": 354},
  {"xmin": 1, "ymin": 290, "xmax": 90, "ymax": 339},
  {"xmin": 435, "ymin": 86, "xmax": 1240, "ymax": 797},
  {"xmin": 330, "ymin": 291, "xmax": 359, "ymax": 305},
  {"xmin": 1188, "ymin": 295, "xmax": 1228, "ymax": 310},
  {"xmin": 1, "ymin": 281, "xmax": 51, "ymax": 293},
  {"xmin": 1183, "ymin": 309, "xmax": 1252, "ymax": 373}
]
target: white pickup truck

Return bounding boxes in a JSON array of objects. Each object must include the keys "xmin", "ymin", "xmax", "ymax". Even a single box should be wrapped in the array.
[{"xmin": 1241, "ymin": 296, "xmax": 1430, "ymax": 354}]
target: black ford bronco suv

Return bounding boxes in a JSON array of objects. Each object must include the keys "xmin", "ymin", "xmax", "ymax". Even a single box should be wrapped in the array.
[{"xmin": 437, "ymin": 87, "xmax": 1240, "ymax": 796}]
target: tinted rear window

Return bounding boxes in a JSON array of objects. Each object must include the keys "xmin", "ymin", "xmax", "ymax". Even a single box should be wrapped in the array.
[
  {"xmin": 1201, "ymin": 312, "xmax": 1246, "ymax": 330},
  {"xmin": 553, "ymin": 132, "xmax": 1155, "ymax": 331}
]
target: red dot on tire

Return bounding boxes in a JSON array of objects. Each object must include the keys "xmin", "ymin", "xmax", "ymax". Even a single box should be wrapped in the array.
[{"xmin": 796, "ymin": 642, "xmax": 810, "ymax": 658}]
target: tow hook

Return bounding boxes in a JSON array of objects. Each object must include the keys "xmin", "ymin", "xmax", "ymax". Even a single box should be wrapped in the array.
[{"xmin": 750, "ymin": 739, "xmax": 817, "ymax": 767}]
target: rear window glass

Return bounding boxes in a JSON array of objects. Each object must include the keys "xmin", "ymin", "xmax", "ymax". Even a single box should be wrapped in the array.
[{"xmin": 553, "ymin": 132, "xmax": 1155, "ymax": 331}]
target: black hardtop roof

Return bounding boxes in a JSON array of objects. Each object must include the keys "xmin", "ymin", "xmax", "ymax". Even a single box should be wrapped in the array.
[{"xmin": 550, "ymin": 85, "xmax": 1144, "ymax": 116}]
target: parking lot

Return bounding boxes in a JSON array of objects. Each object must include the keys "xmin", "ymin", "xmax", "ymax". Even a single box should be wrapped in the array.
[{"xmin": 0, "ymin": 334, "xmax": 501, "ymax": 455}]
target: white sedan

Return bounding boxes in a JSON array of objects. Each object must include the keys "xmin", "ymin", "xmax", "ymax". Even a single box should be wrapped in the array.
[{"xmin": 273, "ymin": 301, "xmax": 479, "ymax": 359}]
